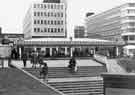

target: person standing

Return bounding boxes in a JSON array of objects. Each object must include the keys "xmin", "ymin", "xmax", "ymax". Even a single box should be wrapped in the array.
[{"xmin": 22, "ymin": 52, "xmax": 27, "ymax": 67}]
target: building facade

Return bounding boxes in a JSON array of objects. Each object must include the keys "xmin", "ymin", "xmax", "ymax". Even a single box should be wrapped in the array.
[
  {"xmin": 74, "ymin": 26, "xmax": 85, "ymax": 38},
  {"xmin": 23, "ymin": 0, "xmax": 67, "ymax": 39},
  {"xmin": 86, "ymin": 3, "xmax": 135, "ymax": 43}
]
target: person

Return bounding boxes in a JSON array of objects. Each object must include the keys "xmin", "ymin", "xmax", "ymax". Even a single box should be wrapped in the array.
[
  {"xmin": 40, "ymin": 62, "xmax": 48, "ymax": 82},
  {"xmin": 22, "ymin": 52, "xmax": 27, "ymax": 67},
  {"xmin": 68, "ymin": 57, "xmax": 77, "ymax": 73},
  {"xmin": 38, "ymin": 55, "xmax": 44, "ymax": 67},
  {"xmin": 31, "ymin": 51, "xmax": 38, "ymax": 68}
]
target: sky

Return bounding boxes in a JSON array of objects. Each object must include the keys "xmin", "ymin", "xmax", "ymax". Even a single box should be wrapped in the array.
[{"xmin": 0, "ymin": 0, "xmax": 133, "ymax": 37}]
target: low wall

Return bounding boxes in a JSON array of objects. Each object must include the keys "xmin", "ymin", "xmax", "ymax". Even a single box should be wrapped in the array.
[{"xmin": 102, "ymin": 73, "xmax": 135, "ymax": 95}]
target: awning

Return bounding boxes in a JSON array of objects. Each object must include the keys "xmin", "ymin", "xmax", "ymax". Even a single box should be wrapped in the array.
[
  {"xmin": 121, "ymin": 32, "xmax": 135, "ymax": 36},
  {"xmin": 123, "ymin": 45, "xmax": 135, "ymax": 49}
]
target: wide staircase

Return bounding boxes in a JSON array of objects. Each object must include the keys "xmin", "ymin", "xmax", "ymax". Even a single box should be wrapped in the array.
[{"xmin": 24, "ymin": 61, "xmax": 106, "ymax": 95}]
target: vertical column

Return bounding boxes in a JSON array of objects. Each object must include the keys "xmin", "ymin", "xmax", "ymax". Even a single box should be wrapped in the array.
[
  {"xmin": 70, "ymin": 47, "xmax": 73, "ymax": 57},
  {"xmin": 116, "ymin": 47, "xmax": 119, "ymax": 57},
  {"xmin": 19, "ymin": 47, "xmax": 22, "ymax": 59},
  {"xmin": 65, "ymin": 47, "xmax": 68, "ymax": 56},
  {"xmin": 50, "ymin": 47, "xmax": 52, "ymax": 56}
]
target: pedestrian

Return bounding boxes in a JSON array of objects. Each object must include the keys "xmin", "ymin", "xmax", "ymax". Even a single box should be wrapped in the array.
[
  {"xmin": 68, "ymin": 57, "xmax": 77, "ymax": 73},
  {"xmin": 22, "ymin": 52, "xmax": 27, "ymax": 67},
  {"xmin": 38, "ymin": 55, "xmax": 44, "ymax": 67},
  {"xmin": 40, "ymin": 62, "xmax": 48, "ymax": 82}
]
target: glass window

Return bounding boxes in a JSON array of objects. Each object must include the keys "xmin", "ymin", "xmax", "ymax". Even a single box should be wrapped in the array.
[
  {"xmin": 51, "ymin": 4, "xmax": 53, "ymax": 9},
  {"xmin": 61, "ymin": 5, "xmax": 63, "ymax": 9},
  {"xmin": 34, "ymin": 12, "xmax": 36, "ymax": 16},
  {"xmin": 61, "ymin": 28, "xmax": 64, "ymax": 32},
  {"xmin": 128, "ymin": 3, "xmax": 135, "ymax": 7},
  {"xmin": 48, "ymin": 20, "xmax": 50, "ymax": 25},
  {"xmin": 129, "ymin": 35, "xmax": 135, "ymax": 40},
  {"xmin": 37, "ymin": 20, "xmax": 40, "ymax": 24},
  {"xmin": 61, "ymin": 21, "xmax": 63, "ymax": 25},
  {"xmin": 44, "ymin": 5, "xmax": 46, "ymax": 9},
  {"xmin": 34, "ymin": 28, "xmax": 37, "ymax": 32},
  {"xmin": 54, "ymin": 21, "xmax": 57, "ymax": 25},
  {"xmin": 44, "ymin": 12, "xmax": 46, "ymax": 16},
  {"xmin": 128, "ymin": 9, "xmax": 135, "ymax": 14},
  {"xmin": 51, "ymin": 20, "xmax": 53, "ymax": 24},
  {"xmin": 48, "ymin": 4, "xmax": 50, "ymax": 9},
  {"xmin": 44, "ymin": 28, "xmax": 47, "ymax": 32},
  {"xmin": 44, "ymin": 20, "xmax": 47, "ymax": 25},
  {"xmin": 58, "ymin": 28, "xmax": 60, "ymax": 32},
  {"xmin": 34, "ymin": 4, "xmax": 36, "ymax": 8},
  {"xmin": 55, "ymin": 28, "xmax": 57, "ymax": 32},
  {"xmin": 38, "ymin": 12, "xmax": 40, "ymax": 16},
  {"xmin": 41, "ymin": 20, "xmax": 43, "ymax": 24},
  {"xmin": 48, "ymin": 28, "xmax": 50, "ymax": 32},
  {"xmin": 37, "ymin": 28, "xmax": 40, "ymax": 32},
  {"xmin": 61, "ymin": 13, "xmax": 63, "ymax": 17},
  {"xmin": 51, "ymin": 28, "xmax": 53, "ymax": 32},
  {"xmin": 41, "ymin": 4, "xmax": 43, "ymax": 8},
  {"xmin": 51, "ymin": 12, "xmax": 53, "ymax": 17},
  {"xmin": 41, "ymin": 12, "xmax": 43, "ymax": 16},
  {"xmin": 48, "ymin": 12, "xmax": 50, "ymax": 17},
  {"xmin": 34, "ymin": 20, "xmax": 36, "ymax": 24}
]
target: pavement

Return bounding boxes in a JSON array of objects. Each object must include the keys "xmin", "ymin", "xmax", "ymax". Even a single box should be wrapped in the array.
[{"xmin": 10, "ymin": 59, "xmax": 102, "ymax": 68}]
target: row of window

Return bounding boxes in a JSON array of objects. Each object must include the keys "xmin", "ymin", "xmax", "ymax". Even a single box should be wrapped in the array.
[
  {"xmin": 34, "ymin": 12, "xmax": 64, "ymax": 17},
  {"xmin": 127, "ymin": 9, "xmax": 135, "ymax": 14},
  {"xmin": 34, "ymin": 4, "xmax": 64, "ymax": 10},
  {"xmin": 34, "ymin": 20, "xmax": 64, "ymax": 25},
  {"xmin": 34, "ymin": 28, "xmax": 64, "ymax": 33}
]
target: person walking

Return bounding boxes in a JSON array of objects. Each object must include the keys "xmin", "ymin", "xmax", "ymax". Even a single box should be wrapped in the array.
[
  {"xmin": 22, "ymin": 52, "xmax": 27, "ymax": 67},
  {"xmin": 40, "ymin": 62, "xmax": 48, "ymax": 82},
  {"xmin": 68, "ymin": 57, "xmax": 77, "ymax": 73}
]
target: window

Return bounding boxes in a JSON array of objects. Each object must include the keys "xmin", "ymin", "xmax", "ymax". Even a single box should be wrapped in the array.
[
  {"xmin": 41, "ymin": 4, "xmax": 43, "ymax": 8},
  {"xmin": 58, "ymin": 21, "xmax": 60, "ymax": 25},
  {"xmin": 34, "ymin": 28, "xmax": 37, "ymax": 32},
  {"xmin": 44, "ymin": 28, "xmax": 47, "ymax": 32},
  {"xmin": 61, "ymin": 13, "xmax": 63, "ymax": 17},
  {"xmin": 51, "ymin": 20, "xmax": 53, "ymax": 24},
  {"xmin": 61, "ymin": 28, "xmax": 64, "ymax": 32},
  {"xmin": 48, "ymin": 20, "xmax": 50, "ymax": 25},
  {"xmin": 44, "ymin": 12, "xmax": 47, "ymax": 16},
  {"xmin": 44, "ymin": 5, "xmax": 46, "ymax": 9},
  {"xmin": 61, "ymin": 21, "xmax": 63, "ymax": 25},
  {"xmin": 55, "ymin": 28, "xmax": 57, "ymax": 32},
  {"xmin": 57, "ymin": 13, "xmax": 60, "ymax": 17},
  {"xmin": 48, "ymin": 4, "xmax": 50, "ymax": 9},
  {"xmin": 48, "ymin": 28, "xmax": 50, "ymax": 32},
  {"xmin": 51, "ymin": 28, "xmax": 53, "ymax": 32},
  {"xmin": 44, "ymin": 20, "xmax": 47, "ymax": 25},
  {"xmin": 51, "ymin": 4, "xmax": 53, "ymax": 9},
  {"xmin": 41, "ymin": 20, "xmax": 43, "ymax": 24},
  {"xmin": 51, "ymin": 12, "xmax": 53, "ymax": 17},
  {"xmin": 37, "ymin": 28, "xmax": 40, "ymax": 32},
  {"xmin": 37, "ymin": 12, "xmax": 40, "ymax": 16},
  {"xmin": 58, "ymin": 28, "xmax": 60, "ymax": 32},
  {"xmin": 37, "ymin": 20, "xmax": 40, "ymax": 24},
  {"xmin": 34, "ymin": 12, "xmax": 36, "ymax": 16},
  {"xmin": 128, "ymin": 9, "xmax": 135, "ymax": 14},
  {"xmin": 54, "ymin": 21, "xmax": 57, "ymax": 25},
  {"xmin": 34, "ymin": 20, "xmax": 36, "ymax": 24},
  {"xmin": 61, "ymin": 5, "xmax": 63, "ymax": 9},
  {"xmin": 41, "ymin": 12, "xmax": 43, "ymax": 16},
  {"xmin": 48, "ymin": 12, "xmax": 50, "ymax": 17},
  {"xmin": 34, "ymin": 4, "xmax": 36, "ymax": 8}
]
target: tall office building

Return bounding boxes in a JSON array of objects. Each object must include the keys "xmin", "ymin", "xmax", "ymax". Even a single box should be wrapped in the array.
[
  {"xmin": 86, "ymin": 3, "xmax": 135, "ymax": 43},
  {"xmin": 23, "ymin": 0, "xmax": 67, "ymax": 39}
]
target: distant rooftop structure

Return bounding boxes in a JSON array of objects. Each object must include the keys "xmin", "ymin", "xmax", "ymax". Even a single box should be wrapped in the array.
[{"xmin": 43, "ymin": 0, "xmax": 60, "ymax": 3}]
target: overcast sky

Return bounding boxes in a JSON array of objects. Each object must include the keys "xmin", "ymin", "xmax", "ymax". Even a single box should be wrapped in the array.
[{"xmin": 0, "ymin": 0, "xmax": 133, "ymax": 36}]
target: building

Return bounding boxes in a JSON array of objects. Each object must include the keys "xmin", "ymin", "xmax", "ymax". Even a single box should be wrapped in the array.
[
  {"xmin": 23, "ymin": 0, "xmax": 67, "ymax": 39},
  {"xmin": 86, "ymin": 3, "xmax": 135, "ymax": 43},
  {"xmin": 74, "ymin": 26, "xmax": 85, "ymax": 38}
]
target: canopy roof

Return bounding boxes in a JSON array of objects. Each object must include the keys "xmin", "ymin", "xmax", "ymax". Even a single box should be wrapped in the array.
[
  {"xmin": 121, "ymin": 32, "xmax": 135, "ymax": 36},
  {"xmin": 16, "ymin": 38, "xmax": 124, "ymax": 46},
  {"xmin": 123, "ymin": 45, "xmax": 135, "ymax": 49}
]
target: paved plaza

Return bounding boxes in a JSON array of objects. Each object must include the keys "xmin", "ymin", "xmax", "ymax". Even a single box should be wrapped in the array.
[{"xmin": 10, "ymin": 59, "xmax": 102, "ymax": 68}]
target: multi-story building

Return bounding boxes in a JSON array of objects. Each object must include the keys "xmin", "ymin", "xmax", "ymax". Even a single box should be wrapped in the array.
[
  {"xmin": 86, "ymin": 3, "xmax": 135, "ymax": 43},
  {"xmin": 23, "ymin": 0, "xmax": 67, "ymax": 39},
  {"xmin": 74, "ymin": 26, "xmax": 85, "ymax": 38}
]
